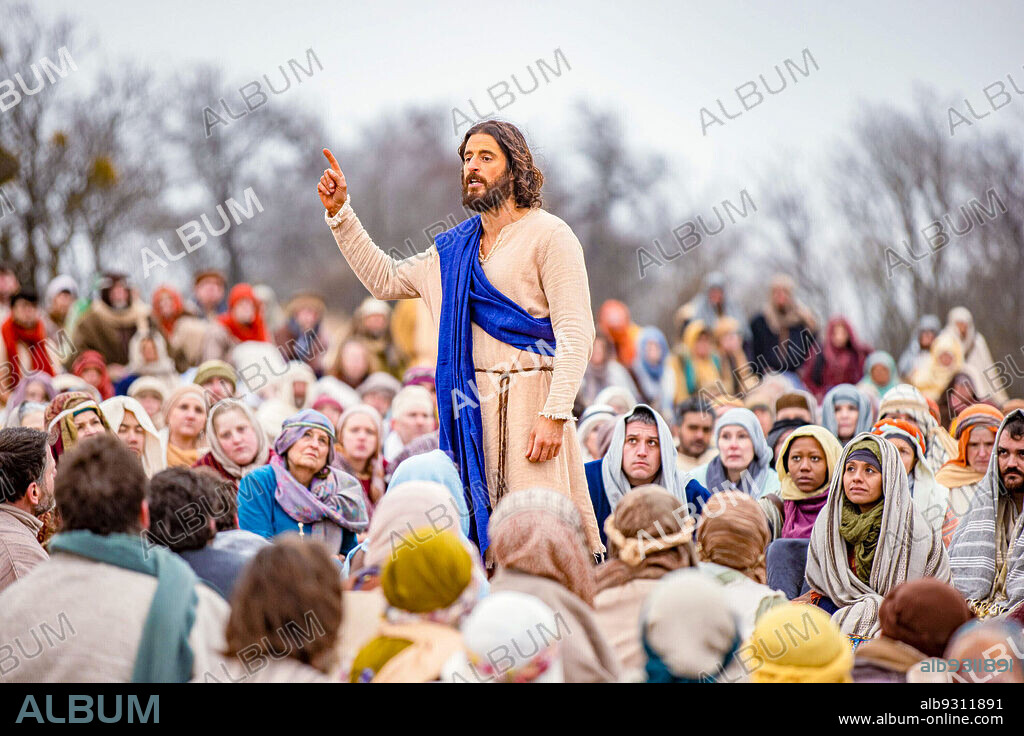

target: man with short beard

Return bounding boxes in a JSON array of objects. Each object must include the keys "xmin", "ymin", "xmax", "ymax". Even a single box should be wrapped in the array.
[
  {"xmin": 0, "ymin": 428, "xmax": 56, "ymax": 592},
  {"xmin": 318, "ymin": 120, "xmax": 602, "ymax": 557},
  {"xmin": 949, "ymin": 410, "xmax": 1024, "ymax": 616},
  {"xmin": 674, "ymin": 397, "xmax": 717, "ymax": 472}
]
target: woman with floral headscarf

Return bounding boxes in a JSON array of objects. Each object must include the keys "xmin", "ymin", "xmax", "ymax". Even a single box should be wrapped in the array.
[
  {"xmin": 237, "ymin": 409, "xmax": 369, "ymax": 557},
  {"xmin": 43, "ymin": 391, "xmax": 113, "ymax": 465}
]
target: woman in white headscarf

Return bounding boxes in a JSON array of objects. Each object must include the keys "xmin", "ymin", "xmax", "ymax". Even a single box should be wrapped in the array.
[
  {"xmin": 577, "ymin": 404, "xmax": 617, "ymax": 463},
  {"xmin": 804, "ymin": 433, "xmax": 950, "ymax": 641},
  {"xmin": 878, "ymin": 384, "xmax": 957, "ymax": 475},
  {"xmin": 254, "ymin": 361, "xmax": 318, "ymax": 439},
  {"xmin": 100, "ymin": 396, "xmax": 166, "ymax": 477},
  {"xmin": 443, "ymin": 591, "xmax": 564, "ymax": 683},
  {"xmin": 942, "ymin": 306, "xmax": 1008, "ymax": 404},
  {"xmin": 691, "ymin": 408, "xmax": 780, "ymax": 498}
]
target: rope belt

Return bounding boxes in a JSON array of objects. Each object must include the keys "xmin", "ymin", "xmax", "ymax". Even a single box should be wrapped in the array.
[{"xmin": 474, "ymin": 365, "xmax": 553, "ymax": 502}]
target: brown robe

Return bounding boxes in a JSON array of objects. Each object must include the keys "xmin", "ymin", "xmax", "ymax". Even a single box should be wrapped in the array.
[{"xmin": 326, "ymin": 199, "xmax": 601, "ymax": 552}]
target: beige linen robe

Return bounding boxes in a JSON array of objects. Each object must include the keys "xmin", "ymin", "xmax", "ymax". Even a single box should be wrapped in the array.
[{"xmin": 326, "ymin": 200, "xmax": 601, "ymax": 551}]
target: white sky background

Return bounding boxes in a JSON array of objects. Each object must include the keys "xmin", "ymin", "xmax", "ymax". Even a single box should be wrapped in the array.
[
  {"xmin": 30, "ymin": 0, "xmax": 1024, "ymax": 325},
  {"xmin": 36, "ymin": 0, "xmax": 1023, "ymax": 176}
]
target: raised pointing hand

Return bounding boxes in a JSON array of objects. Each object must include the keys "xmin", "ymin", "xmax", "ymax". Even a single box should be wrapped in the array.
[{"xmin": 318, "ymin": 148, "xmax": 348, "ymax": 216}]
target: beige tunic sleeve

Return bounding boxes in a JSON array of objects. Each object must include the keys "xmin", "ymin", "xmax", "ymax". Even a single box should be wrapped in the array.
[
  {"xmin": 325, "ymin": 199, "xmax": 434, "ymax": 300},
  {"xmin": 538, "ymin": 222, "xmax": 595, "ymax": 419}
]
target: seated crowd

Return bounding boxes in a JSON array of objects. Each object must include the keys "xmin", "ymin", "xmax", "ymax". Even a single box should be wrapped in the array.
[{"xmin": 0, "ymin": 267, "xmax": 1022, "ymax": 683}]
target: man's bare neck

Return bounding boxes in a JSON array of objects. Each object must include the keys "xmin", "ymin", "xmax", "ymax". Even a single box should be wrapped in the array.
[{"xmin": 480, "ymin": 198, "xmax": 529, "ymax": 243}]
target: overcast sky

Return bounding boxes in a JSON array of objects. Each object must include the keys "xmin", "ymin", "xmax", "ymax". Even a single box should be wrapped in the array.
[{"xmin": 35, "ymin": 0, "xmax": 1024, "ymax": 191}]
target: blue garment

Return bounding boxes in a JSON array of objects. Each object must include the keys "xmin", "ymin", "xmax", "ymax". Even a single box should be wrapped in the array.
[
  {"xmin": 178, "ymin": 546, "xmax": 249, "ymax": 600},
  {"xmin": 114, "ymin": 373, "xmax": 139, "ymax": 396},
  {"xmin": 386, "ymin": 449, "xmax": 471, "ymax": 537},
  {"xmin": 434, "ymin": 216, "xmax": 556, "ymax": 556},
  {"xmin": 237, "ymin": 465, "xmax": 357, "ymax": 556},
  {"xmin": 765, "ymin": 538, "xmax": 812, "ymax": 600},
  {"xmin": 584, "ymin": 458, "xmax": 711, "ymax": 549}
]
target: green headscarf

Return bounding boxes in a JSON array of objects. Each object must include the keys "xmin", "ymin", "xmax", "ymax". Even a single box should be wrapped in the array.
[{"xmin": 839, "ymin": 499, "xmax": 884, "ymax": 584}]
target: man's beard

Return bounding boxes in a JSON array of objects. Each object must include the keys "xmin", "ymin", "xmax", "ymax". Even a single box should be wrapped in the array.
[
  {"xmin": 1002, "ymin": 469, "xmax": 1024, "ymax": 494},
  {"xmin": 682, "ymin": 441, "xmax": 706, "ymax": 458},
  {"xmin": 462, "ymin": 170, "xmax": 514, "ymax": 213},
  {"xmin": 32, "ymin": 492, "xmax": 56, "ymax": 518}
]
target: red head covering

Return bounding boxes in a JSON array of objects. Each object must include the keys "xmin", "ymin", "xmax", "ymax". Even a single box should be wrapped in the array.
[
  {"xmin": 71, "ymin": 350, "xmax": 115, "ymax": 400},
  {"xmin": 802, "ymin": 315, "xmax": 872, "ymax": 402},
  {"xmin": 218, "ymin": 283, "xmax": 268, "ymax": 343},
  {"xmin": 1, "ymin": 310, "xmax": 55, "ymax": 386},
  {"xmin": 151, "ymin": 284, "xmax": 185, "ymax": 336}
]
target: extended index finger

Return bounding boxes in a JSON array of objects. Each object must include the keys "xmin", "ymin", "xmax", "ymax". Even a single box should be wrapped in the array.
[{"xmin": 322, "ymin": 148, "xmax": 341, "ymax": 172}]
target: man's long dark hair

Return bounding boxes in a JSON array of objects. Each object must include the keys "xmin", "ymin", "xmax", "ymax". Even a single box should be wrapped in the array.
[{"xmin": 458, "ymin": 121, "xmax": 544, "ymax": 209}]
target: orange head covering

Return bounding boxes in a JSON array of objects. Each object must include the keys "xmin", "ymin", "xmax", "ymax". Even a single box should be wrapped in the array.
[
  {"xmin": 947, "ymin": 404, "xmax": 1004, "ymax": 469},
  {"xmin": 151, "ymin": 284, "xmax": 185, "ymax": 335},
  {"xmin": 597, "ymin": 299, "xmax": 638, "ymax": 365},
  {"xmin": 871, "ymin": 417, "xmax": 926, "ymax": 457}
]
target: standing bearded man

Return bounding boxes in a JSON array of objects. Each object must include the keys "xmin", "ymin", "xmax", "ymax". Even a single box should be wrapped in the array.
[{"xmin": 317, "ymin": 121, "xmax": 601, "ymax": 558}]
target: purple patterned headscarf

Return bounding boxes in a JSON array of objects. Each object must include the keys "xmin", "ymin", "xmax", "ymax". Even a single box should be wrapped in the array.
[{"xmin": 271, "ymin": 409, "xmax": 369, "ymax": 541}]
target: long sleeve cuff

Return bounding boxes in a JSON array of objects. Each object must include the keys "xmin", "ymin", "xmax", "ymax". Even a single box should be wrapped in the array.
[{"xmin": 324, "ymin": 198, "xmax": 353, "ymax": 228}]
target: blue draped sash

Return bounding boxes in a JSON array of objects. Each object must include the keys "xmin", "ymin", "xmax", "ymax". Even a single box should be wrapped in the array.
[{"xmin": 434, "ymin": 215, "xmax": 556, "ymax": 556}]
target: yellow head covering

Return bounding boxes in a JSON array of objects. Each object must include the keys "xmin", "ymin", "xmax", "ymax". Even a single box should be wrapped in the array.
[
  {"xmin": 380, "ymin": 528, "xmax": 473, "ymax": 613},
  {"xmin": 749, "ymin": 604, "xmax": 853, "ymax": 683},
  {"xmin": 776, "ymin": 425, "xmax": 845, "ymax": 502}
]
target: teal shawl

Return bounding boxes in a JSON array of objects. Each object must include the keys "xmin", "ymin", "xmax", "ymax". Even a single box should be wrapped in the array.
[{"xmin": 49, "ymin": 530, "xmax": 199, "ymax": 683}]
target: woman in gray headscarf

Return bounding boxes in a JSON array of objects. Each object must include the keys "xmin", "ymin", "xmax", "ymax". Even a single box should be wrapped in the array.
[
  {"xmin": 898, "ymin": 314, "xmax": 941, "ymax": 378},
  {"xmin": 821, "ymin": 384, "xmax": 875, "ymax": 445},
  {"xmin": 691, "ymin": 408, "xmax": 780, "ymax": 497}
]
